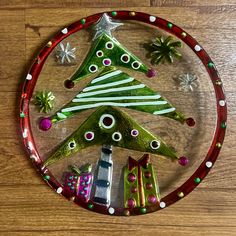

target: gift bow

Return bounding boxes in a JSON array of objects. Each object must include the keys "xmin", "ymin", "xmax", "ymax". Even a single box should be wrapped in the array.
[
  {"xmin": 128, "ymin": 154, "xmax": 150, "ymax": 171},
  {"xmin": 69, "ymin": 163, "xmax": 92, "ymax": 176}
]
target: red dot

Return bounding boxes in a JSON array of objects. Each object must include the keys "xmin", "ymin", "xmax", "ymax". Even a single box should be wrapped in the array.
[
  {"xmin": 186, "ymin": 117, "xmax": 195, "ymax": 127},
  {"xmin": 64, "ymin": 80, "xmax": 74, "ymax": 89},
  {"xmin": 103, "ymin": 116, "xmax": 113, "ymax": 126},
  {"xmin": 127, "ymin": 198, "xmax": 136, "ymax": 208},
  {"xmin": 146, "ymin": 183, "xmax": 153, "ymax": 189},
  {"xmin": 130, "ymin": 186, "xmax": 137, "ymax": 193},
  {"xmin": 144, "ymin": 171, "xmax": 151, "ymax": 178}
]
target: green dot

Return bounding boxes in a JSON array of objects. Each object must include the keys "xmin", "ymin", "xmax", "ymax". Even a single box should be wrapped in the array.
[
  {"xmin": 88, "ymin": 203, "xmax": 94, "ymax": 209},
  {"xmin": 111, "ymin": 11, "xmax": 117, "ymax": 17},
  {"xmin": 194, "ymin": 177, "xmax": 201, "ymax": 184},
  {"xmin": 44, "ymin": 175, "xmax": 50, "ymax": 180},
  {"xmin": 140, "ymin": 207, "xmax": 147, "ymax": 214},
  {"xmin": 208, "ymin": 62, "xmax": 215, "ymax": 68},
  {"xmin": 81, "ymin": 19, "xmax": 86, "ymax": 25},
  {"xmin": 221, "ymin": 121, "xmax": 227, "ymax": 129},
  {"xmin": 20, "ymin": 112, "xmax": 25, "ymax": 118},
  {"xmin": 167, "ymin": 22, "xmax": 173, "ymax": 28}
]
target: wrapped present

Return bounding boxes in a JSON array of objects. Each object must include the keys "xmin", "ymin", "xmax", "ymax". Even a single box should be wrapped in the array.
[
  {"xmin": 63, "ymin": 164, "xmax": 93, "ymax": 202},
  {"xmin": 124, "ymin": 154, "xmax": 160, "ymax": 208}
]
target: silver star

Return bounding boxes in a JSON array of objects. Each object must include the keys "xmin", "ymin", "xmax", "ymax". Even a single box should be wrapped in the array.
[
  {"xmin": 93, "ymin": 13, "xmax": 123, "ymax": 40},
  {"xmin": 56, "ymin": 42, "xmax": 76, "ymax": 64},
  {"xmin": 177, "ymin": 74, "xmax": 199, "ymax": 92}
]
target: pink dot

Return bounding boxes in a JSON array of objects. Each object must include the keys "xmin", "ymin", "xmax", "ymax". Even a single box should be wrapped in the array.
[
  {"xmin": 178, "ymin": 156, "xmax": 189, "ymax": 166},
  {"xmin": 144, "ymin": 171, "xmax": 151, "ymax": 178},
  {"xmin": 128, "ymin": 173, "xmax": 136, "ymax": 182},
  {"xmin": 39, "ymin": 118, "xmax": 52, "ymax": 131},
  {"xmin": 146, "ymin": 183, "xmax": 153, "ymax": 189},
  {"xmin": 148, "ymin": 195, "xmax": 157, "ymax": 204},
  {"xmin": 130, "ymin": 186, "xmax": 137, "ymax": 193},
  {"xmin": 146, "ymin": 68, "xmax": 157, "ymax": 78},
  {"xmin": 104, "ymin": 59, "xmax": 111, "ymax": 66},
  {"xmin": 127, "ymin": 198, "xmax": 136, "ymax": 208}
]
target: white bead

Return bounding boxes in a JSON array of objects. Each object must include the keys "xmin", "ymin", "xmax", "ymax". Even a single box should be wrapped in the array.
[
  {"xmin": 206, "ymin": 161, "xmax": 213, "ymax": 168},
  {"xmin": 57, "ymin": 187, "xmax": 63, "ymax": 194},
  {"xmin": 26, "ymin": 74, "xmax": 32, "ymax": 80},
  {"xmin": 27, "ymin": 141, "xmax": 33, "ymax": 151},
  {"xmin": 219, "ymin": 100, "xmax": 226, "ymax": 106},
  {"xmin": 160, "ymin": 201, "xmax": 166, "ymax": 208},
  {"xmin": 108, "ymin": 207, "xmax": 115, "ymax": 214},
  {"xmin": 61, "ymin": 28, "xmax": 68, "ymax": 34},
  {"xmin": 22, "ymin": 128, "xmax": 28, "ymax": 138},
  {"xmin": 194, "ymin": 45, "xmax": 202, "ymax": 52},
  {"xmin": 149, "ymin": 16, "xmax": 156, "ymax": 22}
]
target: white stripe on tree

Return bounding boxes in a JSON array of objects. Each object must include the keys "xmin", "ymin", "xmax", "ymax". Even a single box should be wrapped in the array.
[
  {"xmin": 72, "ymin": 95, "xmax": 161, "ymax": 103},
  {"xmin": 91, "ymin": 70, "xmax": 122, "ymax": 84},
  {"xmin": 153, "ymin": 108, "xmax": 176, "ymax": 114},
  {"xmin": 83, "ymin": 77, "xmax": 134, "ymax": 92},
  {"xmin": 76, "ymin": 84, "xmax": 146, "ymax": 98},
  {"xmin": 61, "ymin": 101, "xmax": 168, "ymax": 112}
]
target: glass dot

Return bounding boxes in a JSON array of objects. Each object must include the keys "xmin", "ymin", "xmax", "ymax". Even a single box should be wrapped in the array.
[
  {"xmin": 105, "ymin": 41, "xmax": 114, "ymax": 49},
  {"xmin": 68, "ymin": 141, "xmax": 76, "ymax": 150},
  {"xmin": 160, "ymin": 201, "xmax": 166, "ymax": 208},
  {"xmin": 112, "ymin": 132, "xmax": 122, "ymax": 141},
  {"xmin": 150, "ymin": 140, "xmax": 160, "ymax": 149},
  {"xmin": 96, "ymin": 50, "xmax": 103, "ymax": 57},
  {"xmin": 99, "ymin": 114, "xmax": 115, "ymax": 129},
  {"xmin": 132, "ymin": 61, "xmax": 141, "ymax": 69},
  {"xmin": 89, "ymin": 64, "xmax": 98, "ymax": 73},
  {"xmin": 121, "ymin": 54, "xmax": 130, "ymax": 63},
  {"xmin": 206, "ymin": 161, "xmax": 213, "ymax": 168}
]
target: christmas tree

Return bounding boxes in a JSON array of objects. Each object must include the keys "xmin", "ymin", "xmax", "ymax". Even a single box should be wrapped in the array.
[{"xmin": 41, "ymin": 13, "xmax": 193, "ymax": 207}]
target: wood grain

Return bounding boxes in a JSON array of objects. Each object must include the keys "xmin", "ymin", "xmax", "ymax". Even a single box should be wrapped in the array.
[{"xmin": 0, "ymin": 1, "xmax": 235, "ymax": 235}]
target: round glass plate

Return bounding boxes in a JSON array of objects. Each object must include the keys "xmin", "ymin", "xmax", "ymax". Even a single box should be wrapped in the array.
[{"xmin": 19, "ymin": 11, "xmax": 227, "ymax": 216}]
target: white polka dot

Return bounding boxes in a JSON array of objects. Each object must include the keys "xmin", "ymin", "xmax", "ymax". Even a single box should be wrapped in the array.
[
  {"xmin": 99, "ymin": 114, "xmax": 115, "ymax": 129},
  {"xmin": 108, "ymin": 207, "xmax": 115, "ymax": 214},
  {"xmin": 149, "ymin": 16, "xmax": 156, "ymax": 22},
  {"xmin": 30, "ymin": 154, "xmax": 37, "ymax": 161},
  {"xmin": 206, "ymin": 161, "xmax": 213, "ymax": 168},
  {"xmin": 84, "ymin": 131, "xmax": 95, "ymax": 141},
  {"xmin": 26, "ymin": 74, "xmax": 32, "ymax": 80},
  {"xmin": 160, "ymin": 201, "xmax": 166, "ymax": 208},
  {"xmin": 112, "ymin": 132, "xmax": 122, "ymax": 141},
  {"xmin": 105, "ymin": 41, "xmax": 114, "ymax": 49},
  {"xmin": 57, "ymin": 187, "xmax": 63, "ymax": 194},
  {"xmin": 150, "ymin": 140, "xmax": 160, "ymax": 150},
  {"xmin": 96, "ymin": 50, "xmax": 103, "ymax": 57},
  {"xmin": 27, "ymin": 141, "xmax": 33, "ymax": 151},
  {"xmin": 89, "ymin": 64, "xmax": 98, "ymax": 73},
  {"xmin": 22, "ymin": 128, "xmax": 28, "ymax": 138},
  {"xmin": 194, "ymin": 45, "xmax": 202, "ymax": 52},
  {"xmin": 219, "ymin": 100, "xmax": 226, "ymax": 106},
  {"xmin": 131, "ymin": 61, "xmax": 141, "ymax": 69},
  {"xmin": 61, "ymin": 28, "xmax": 68, "ymax": 34},
  {"xmin": 120, "ymin": 54, "xmax": 130, "ymax": 63}
]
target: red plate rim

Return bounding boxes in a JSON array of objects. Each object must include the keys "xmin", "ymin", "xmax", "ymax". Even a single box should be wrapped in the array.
[{"xmin": 19, "ymin": 10, "xmax": 227, "ymax": 216}]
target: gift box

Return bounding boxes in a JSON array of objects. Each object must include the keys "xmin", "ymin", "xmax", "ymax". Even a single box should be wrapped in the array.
[
  {"xmin": 124, "ymin": 154, "xmax": 160, "ymax": 208},
  {"xmin": 63, "ymin": 164, "xmax": 93, "ymax": 202}
]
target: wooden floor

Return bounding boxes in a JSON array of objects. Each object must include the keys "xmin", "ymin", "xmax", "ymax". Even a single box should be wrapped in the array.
[{"xmin": 0, "ymin": 0, "xmax": 236, "ymax": 235}]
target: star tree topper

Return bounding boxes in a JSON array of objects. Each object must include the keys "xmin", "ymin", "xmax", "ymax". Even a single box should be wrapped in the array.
[{"xmin": 93, "ymin": 13, "xmax": 123, "ymax": 40}]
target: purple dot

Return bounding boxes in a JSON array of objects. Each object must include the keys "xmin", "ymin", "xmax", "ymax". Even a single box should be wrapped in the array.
[
  {"xmin": 85, "ymin": 132, "xmax": 94, "ymax": 140},
  {"xmin": 39, "ymin": 118, "xmax": 52, "ymax": 131},
  {"xmin": 104, "ymin": 59, "xmax": 111, "ymax": 66},
  {"xmin": 178, "ymin": 156, "xmax": 189, "ymax": 166},
  {"xmin": 148, "ymin": 195, "xmax": 157, "ymax": 204},
  {"xmin": 131, "ymin": 129, "xmax": 139, "ymax": 137},
  {"xmin": 146, "ymin": 68, "xmax": 157, "ymax": 78}
]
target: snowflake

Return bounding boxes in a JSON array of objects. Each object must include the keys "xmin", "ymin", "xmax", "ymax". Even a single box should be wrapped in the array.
[
  {"xmin": 56, "ymin": 42, "xmax": 76, "ymax": 64},
  {"xmin": 177, "ymin": 74, "xmax": 199, "ymax": 92}
]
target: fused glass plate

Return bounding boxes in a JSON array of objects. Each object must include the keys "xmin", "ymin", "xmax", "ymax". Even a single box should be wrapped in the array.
[{"xmin": 19, "ymin": 11, "xmax": 227, "ymax": 216}]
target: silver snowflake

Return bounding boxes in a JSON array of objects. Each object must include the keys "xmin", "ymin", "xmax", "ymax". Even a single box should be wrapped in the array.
[
  {"xmin": 177, "ymin": 73, "xmax": 199, "ymax": 92},
  {"xmin": 56, "ymin": 42, "xmax": 76, "ymax": 64},
  {"xmin": 93, "ymin": 13, "xmax": 123, "ymax": 40}
]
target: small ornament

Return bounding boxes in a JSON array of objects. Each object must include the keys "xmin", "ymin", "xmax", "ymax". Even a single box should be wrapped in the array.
[
  {"xmin": 33, "ymin": 91, "xmax": 55, "ymax": 113},
  {"xmin": 176, "ymin": 73, "xmax": 199, "ymax": 92},
  {"xmin": 55, "ymin": 42, "xmax": 76, "ymax": 64},
  {"xmin": 93, "ymin": 13, "xmax": 123, "ymax": 40},
  {"xmin": 144, "ymin": 36, "xmax": 182, "ymax": 65}
]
